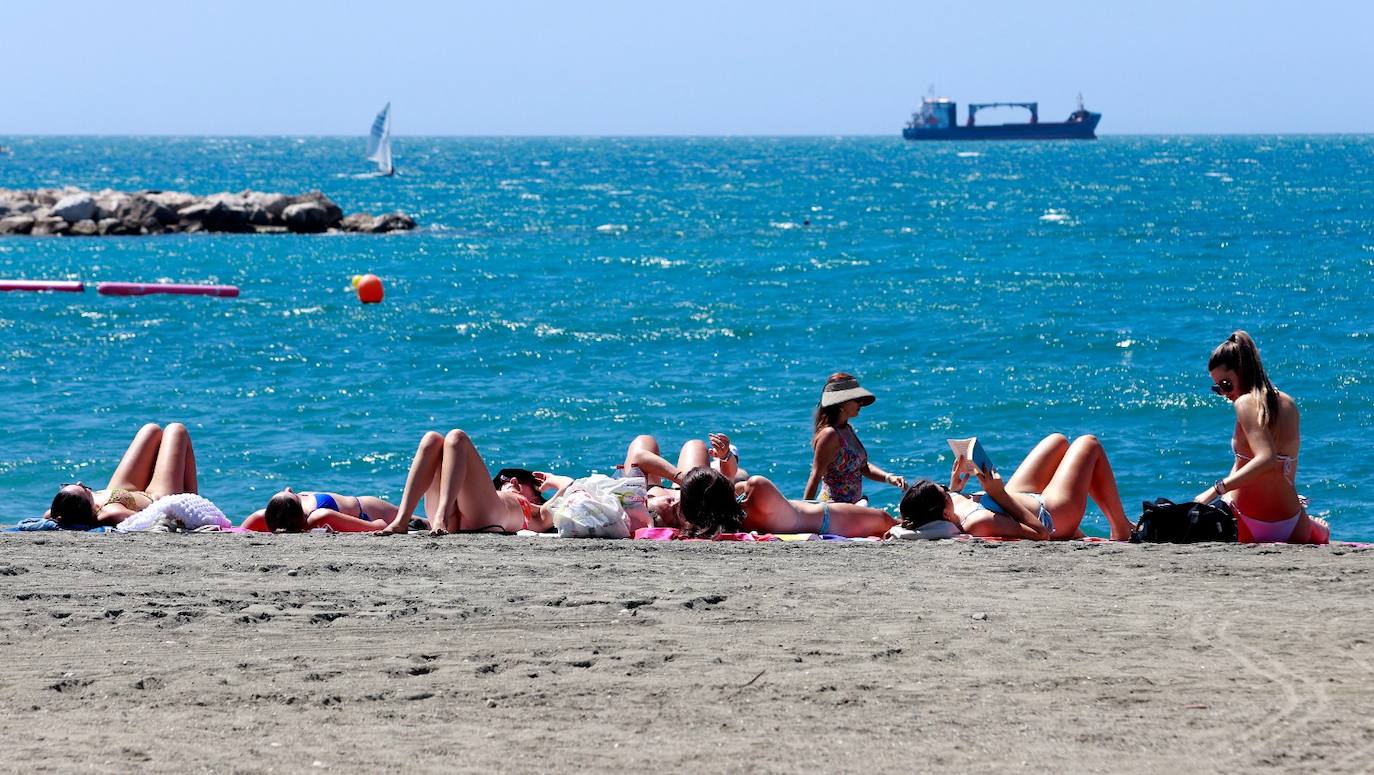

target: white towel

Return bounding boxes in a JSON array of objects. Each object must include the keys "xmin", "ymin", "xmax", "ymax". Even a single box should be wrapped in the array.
[{"xmin": 117, "ymin": 493, "xmax": 232, "ymax": 532}]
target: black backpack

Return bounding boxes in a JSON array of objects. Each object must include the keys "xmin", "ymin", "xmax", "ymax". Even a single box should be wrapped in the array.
[{"xmin": 1130, "ymin": 498, "xmax": 1237, "ymax": 543}]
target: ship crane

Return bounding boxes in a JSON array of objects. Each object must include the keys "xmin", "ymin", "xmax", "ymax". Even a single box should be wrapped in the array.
[{"xmin": 966, "ymin": 102, "xmax": 1038, "ymax": 127}]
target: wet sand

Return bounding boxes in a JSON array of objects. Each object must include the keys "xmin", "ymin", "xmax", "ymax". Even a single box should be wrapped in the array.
[{"xmin": 1, "ymin": 533, "xmax": 1371, "ymax": 774}]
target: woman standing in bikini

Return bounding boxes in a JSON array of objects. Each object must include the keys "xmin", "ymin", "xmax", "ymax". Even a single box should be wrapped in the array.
[
  {"xmin": 1194, "ymin": 331, "xmax": 1328, "ymax": 544},
  {"xmin": 896, "ymin": 434, "xmax": 1135, "ymax": 541},
  {"xmin": 375, "ymin": 429, "xmax": 552, "ymax": 535},
  {"xmin": 45, "ymin": 422, "xmax": 199, "ymax": 528},
  {"xmin": 802, "ymin": 373, "xmax": 906, "ymax": 504}
]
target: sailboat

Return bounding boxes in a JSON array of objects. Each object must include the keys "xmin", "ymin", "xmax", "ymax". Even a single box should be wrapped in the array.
[{"xmin": 366, "ymin": 102, "xmax": 394, "ymax": 176}]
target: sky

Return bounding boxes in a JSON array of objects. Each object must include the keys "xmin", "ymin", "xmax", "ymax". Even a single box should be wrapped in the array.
[{"xmin": 4, "ymin": 0, "xmax": 1371, "ymax": 135}]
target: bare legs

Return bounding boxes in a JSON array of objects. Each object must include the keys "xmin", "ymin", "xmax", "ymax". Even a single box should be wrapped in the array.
[
  {"xmin": 1026, "ymin": 435, "xmax": 1132, "ymax": 540},
  {"xmin": 379, "ymin": 430, "xmax": 506, "ymax": 535},
  {"xmin": 105, "ymin": 422, "xmax": 197, "ymax": 499},
  {"xmin": 144, "ymin": 423, "xmax": 197, "ymax": 499}
]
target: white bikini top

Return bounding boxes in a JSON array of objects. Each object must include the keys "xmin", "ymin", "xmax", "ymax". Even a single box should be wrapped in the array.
[{"xmin": 1231, "ymin": 439, "xmax": 1297, "ymax": 483}]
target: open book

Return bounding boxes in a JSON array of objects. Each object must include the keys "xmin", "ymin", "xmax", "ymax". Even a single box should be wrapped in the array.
[{"xmin": 947, "ymin": 437, "xmax": 997, "ymax": 478}]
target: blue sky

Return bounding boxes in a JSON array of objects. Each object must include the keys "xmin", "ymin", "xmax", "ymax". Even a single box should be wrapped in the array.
[{"xmin": 5, "ymin": 0, "xmax": 1371, "ymax": 135}]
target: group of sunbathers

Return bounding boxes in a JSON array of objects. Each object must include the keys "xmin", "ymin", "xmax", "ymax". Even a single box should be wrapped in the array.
[{"xmin": 41, "ymin": 330, "xmax": 1330, "ymax": 544}]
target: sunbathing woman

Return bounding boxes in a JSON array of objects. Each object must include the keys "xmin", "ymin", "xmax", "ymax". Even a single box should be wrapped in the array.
[
  {"xmin": 677, "ymin": 468, "xmax": 899, "ymax": 538},
  {"xmin": 375, "ymin": 429, "xmax": 552, "ymax": 535},
  {"xmin": 45, "ymin": 422, "xmax": 198, "ymax": 528},
  {"xmin": 802, "ymin": 373, "xmax": 906, "ymax": 504},
  {"xmin": 242, "ymin": 489, "xmax": 402, "ymax": 533},
  {"xmin": 897, "ymin": 434, "xmax": 1135, "ymax": 541},
  {"xmin": 1195, "ymin": 331, "xmax": 1328, "ymax": 544},
  {"xmin": 618, "ymin": 433, "xmax": 739, "ymax": 531}
]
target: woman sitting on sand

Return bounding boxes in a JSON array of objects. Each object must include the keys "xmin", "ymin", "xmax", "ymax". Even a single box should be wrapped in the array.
[
  {"xmin": 1194, "ymin": 331, "xmax": 1328, "ymax": 544},
  {"xmin": 242, "ymin": 489, "xmax": 403, "ymax": 533},
  {"xmin": 802, "ymin": 373, "xmax": 906, "ymax": 504},
  {"xmin": 375, "ymin": 429, "xmax": 552, "ymax": 535},
  {"xmin": 896, "ymin": 434, "xmax": 1135, "ymax": 541},
  {"xmin": 45, "ymin": 422, "xmax": 199, "ymax": 528}
]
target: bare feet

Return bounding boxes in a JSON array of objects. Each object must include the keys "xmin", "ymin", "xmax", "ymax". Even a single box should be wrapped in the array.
[{"xmin": 373, "ymin": 521, "xmax": 409, "ymax": 536}]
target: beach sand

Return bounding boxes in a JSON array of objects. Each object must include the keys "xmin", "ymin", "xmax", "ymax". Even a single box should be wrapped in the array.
[{"xmin": 1, "ymin": 533, "xmax": 1370, "ymax": 774}]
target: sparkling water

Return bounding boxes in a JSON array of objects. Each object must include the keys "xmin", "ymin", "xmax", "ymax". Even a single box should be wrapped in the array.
[{"xmin": 2, "ymin": 135, "xmax": 1371, "ymax": 538}]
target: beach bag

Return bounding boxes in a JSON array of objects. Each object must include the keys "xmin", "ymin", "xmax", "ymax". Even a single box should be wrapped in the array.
[
  {"xmin": 1130, "ymin": 498, "xmax": 1236, "ymax": 543},
  {"xmin": 544, "ymin": 475, "xmax": 647, "ymax": 539}
]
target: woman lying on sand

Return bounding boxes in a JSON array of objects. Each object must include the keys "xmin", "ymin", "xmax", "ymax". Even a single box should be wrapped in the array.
[
  {"xmin": 242, "ymin": 490, "xmax": 402, "ymax": 533},
  {"xmin": 896, "ymin": 434, "xmax": 1134, "ymax": 541},
  {"xmin": 1196, "ymin": 331, "xmax": 1328, "ymax": 544},
  {"xmin": 618, "ymin": 433, "xmax": 740, "ymax": 531},
  {"xmin": 45, "ymin": 422, "xmax": 198, "ymax": 528},
  {"xmin": 375, "ymin": 429, "xmax": 552, "ymax": 535},
  {"xmin": 623, "ymin": 436, "xmax": 895, "ymax": 537}
]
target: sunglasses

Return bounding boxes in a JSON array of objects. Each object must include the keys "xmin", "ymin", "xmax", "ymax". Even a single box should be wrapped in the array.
[
  {"xmin": 492, "ymin": 468, "xmax": 537, "ymax": 489},
  {"xmin": 60, "ymin": 481, "xmax": 92, "ymax": 491},
  {"xmin": 1210, "ymin": 378, "xmax": 1234, "ymax": 396}
]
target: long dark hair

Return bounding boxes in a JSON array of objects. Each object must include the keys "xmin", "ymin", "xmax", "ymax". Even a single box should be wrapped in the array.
[
  {"xmin": 1209, "ymin": 330, "xmax": 1280, "ymax": 428},
  {"xmin": 812, "ymin": 371, "xmax": 855, "ymax": 437},
  {"xmin": 679, "ymin": 468, "xmax": 744, "ymax": 538},
  {"xmin": 49, "ymin": 488, "xmax": 95, "ymax": 527},
  {"xmin": 264, "ymin": 492, "xmax": 308, "ymax": 533},
  {"xmin": 899, "ymin": 480, "xmax": 947, "ymax": 529}
]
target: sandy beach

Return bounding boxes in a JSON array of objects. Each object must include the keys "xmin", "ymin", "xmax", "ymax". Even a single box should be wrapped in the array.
[{"xmin": 1, "ymin": 534, "xmax": 1370, "ymax": 774}]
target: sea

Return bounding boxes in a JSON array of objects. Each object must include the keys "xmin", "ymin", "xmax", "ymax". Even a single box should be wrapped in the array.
[{"xmin": 2, "ymin": 135, "xmax": 1372, "ymax": 539}]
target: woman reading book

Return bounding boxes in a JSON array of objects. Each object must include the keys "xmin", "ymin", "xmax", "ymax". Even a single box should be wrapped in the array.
[
  {"xmin": 1193, "ymin": 331, "xmax": 1327, "ymax": 544},
  {"xmin": 802, "ymin": 372, "xmax": 906, "ymax": 504},
  {"xmin": 900, "ymin": 434, "xmax": 1135, "ymax": 541}
]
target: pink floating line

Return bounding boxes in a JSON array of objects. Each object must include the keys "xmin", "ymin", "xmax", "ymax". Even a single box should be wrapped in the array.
[
  {"xmin": 97, "ymin": 282, "xmax": 240, "ymax": 298},
  {"xmin": 0, "ymin": 280, "xmax": 85, "ymax": 293}
]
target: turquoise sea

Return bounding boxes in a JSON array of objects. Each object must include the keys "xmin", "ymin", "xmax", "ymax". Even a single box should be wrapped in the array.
[{"xmin": 2, "ymin": 136, "xmax": 1372, "ymax": 538}]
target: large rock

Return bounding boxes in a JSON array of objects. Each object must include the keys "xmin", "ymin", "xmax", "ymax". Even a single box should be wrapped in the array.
[
  {"xmin": 30, "ymin": 216, "xmax": 71, "ymax": 236},
  {"xmin": 0, "ymin": 215, "xmax": 36, "ymax": 235},
  {"xmin": 290, "ymin": 191, "xmax": 343, "ymax": 225},
  {"xmin": 117, "ymin": 195, "xmax": 177, "ymax": 229},
  {"xmin": 144, "ymin": 191, "xmax": 198, "ymax": 212},
  {"xmin": 371, "ymin": 212, "xmax": 415, "ymax": 233},
  {"xmin": 177, "ymin": 200, "xmax": 251, "ymax": 233},
  {"xmin": 68, "ymin": 219, "xmax": 99, "ymax": 236},
  {"xmin": 340, "ymin": 213, "xmax": 375, "ymax": 232},
  {"xmin": 52, "ymin": 193, "xmax": 97, "ymax": 222},
  {"xmin": 281, "ymin": 201, "xmax": 332, "ymax": 233},
  {"xmin": 244, "ymin": 191, "xmax": 290, "ymax": 220}
]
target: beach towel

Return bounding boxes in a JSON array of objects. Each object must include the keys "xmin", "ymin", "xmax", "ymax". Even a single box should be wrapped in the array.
[
  {"xmin": 115, "ymin": 493, "xmax": 232, "ymax": 532},
  {"xmin": 4, "ymin": 517, "xmax": 112, "ymax": 533}
]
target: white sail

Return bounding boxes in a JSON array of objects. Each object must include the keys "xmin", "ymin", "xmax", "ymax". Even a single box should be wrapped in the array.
[{"xmin": 366, "ymin": 102, "xmax": 393, "ymax": 176}]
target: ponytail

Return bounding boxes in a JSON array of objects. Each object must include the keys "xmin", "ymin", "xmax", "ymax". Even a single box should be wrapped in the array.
[{"xmin": 1209, "ymin": 330, "xmax": 1280, "ymax": 427}]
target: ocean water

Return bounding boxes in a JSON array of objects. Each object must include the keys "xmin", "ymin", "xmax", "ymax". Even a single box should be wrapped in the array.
[{"xmin": 2, "ymin": 135, "xmax": 1372, "ymax": 539}]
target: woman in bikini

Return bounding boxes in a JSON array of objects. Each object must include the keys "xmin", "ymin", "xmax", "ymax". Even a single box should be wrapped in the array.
[
  {"xmin": 802, "ymin": 373, "xmax": 906, "ymax": 504},
  {"xmin": 896, "ymin": 434, "xmax": 1135, "ymax": 541},
  {"xmin": 620, "ymin": 435, "xmax": 895, "ymax": 537},
  {"xmin": 45, "ymin": 422, "xmax": 199, "ymax": 528},
  {"xmin": 242, "ymin": 490, "xmax": 402, "ymax": 533},
  {"xmin": 1194, "ymin": 331, "xmax": 1328, "ymax": 544},
  {"xmin": 375, "ymin": 429, "xmax": 552, "ymax": 535}
]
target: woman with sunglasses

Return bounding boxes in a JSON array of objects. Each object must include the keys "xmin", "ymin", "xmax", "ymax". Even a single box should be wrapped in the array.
[
  {"xmin": 45, "ymin": 422, "xmax": 199, "ymax": 528},
  {"xmin": 374, "ymin": 429, "xmax": 553, "ymax": 535},
  {"xmin": 1195, "ymin": 331, "xmax": 1328, "ymax": 543},
  {"xmin": 802, "ymin": 373, "xmax": 906, "ymax": 505},
  {"xmin": 895, "ymin": 435, "xmax": 1135, "ymax": 541}
]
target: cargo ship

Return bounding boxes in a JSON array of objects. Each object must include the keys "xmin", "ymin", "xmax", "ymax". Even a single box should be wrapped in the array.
[{"xmin": 902, "ymin": 95, "xmax": 1100, "ymax": 140}]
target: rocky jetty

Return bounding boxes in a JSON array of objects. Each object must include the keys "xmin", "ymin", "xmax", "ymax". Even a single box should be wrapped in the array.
[{"xmin": 0, "ymin": 188, "xmax": 416, "ymax": 236}]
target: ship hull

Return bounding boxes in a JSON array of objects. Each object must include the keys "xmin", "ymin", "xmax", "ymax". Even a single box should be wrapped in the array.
[{"xmin": 903, "ymin": 112, "xmax": 1100, "ymax": 141}]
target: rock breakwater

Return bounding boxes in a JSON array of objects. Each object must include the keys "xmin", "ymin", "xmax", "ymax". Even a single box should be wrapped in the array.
[{"xmin": 0, "ymin": 188, "xmax": 415, "ymax": 236}]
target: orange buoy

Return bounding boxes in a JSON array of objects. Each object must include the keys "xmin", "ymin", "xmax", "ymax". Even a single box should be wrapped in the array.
[{"xmin": 356, "ymin": 273, "xmax": 384, "ymax": 304}]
